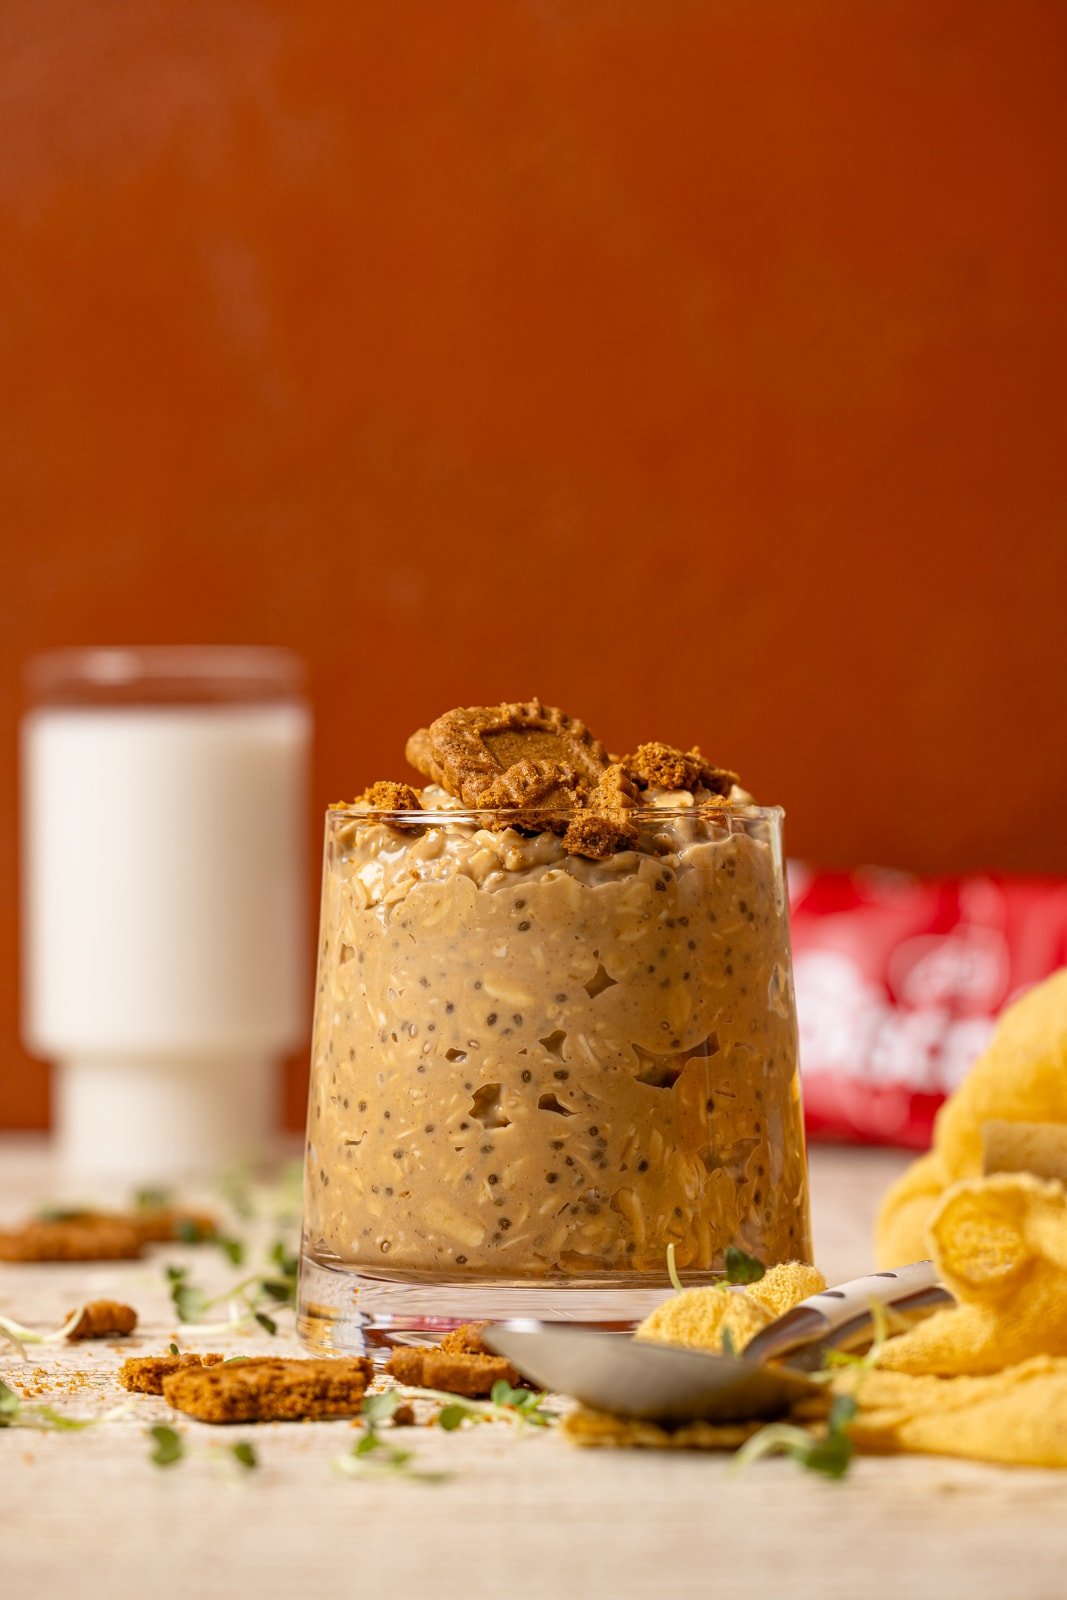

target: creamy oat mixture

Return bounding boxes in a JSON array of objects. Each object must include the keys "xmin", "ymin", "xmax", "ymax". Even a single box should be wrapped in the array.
[{"xmin": 303, "ymin": 794, "xmax": 810, "ymax": 1280}]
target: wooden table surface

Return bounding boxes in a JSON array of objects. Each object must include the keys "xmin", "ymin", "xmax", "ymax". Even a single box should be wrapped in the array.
[{"xmin": 2, "ymin": 1135, "xmax": 1063, "ymax": 1600}]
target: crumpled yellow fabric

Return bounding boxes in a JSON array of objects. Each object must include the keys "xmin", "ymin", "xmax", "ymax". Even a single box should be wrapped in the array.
[
  {"xmin": 858, "ymin": 1164, "xmax": 1067, "ymax": 1465},
  {"xmin": 834, "ymin": 1358, "xmax": 1067, "ymax": 1467},
  {"xmin": 633, "ymin": 1262, "xmax": 827, "ymax": 1352},
  {"xmin": 877, "ymin": 967, "xmax": 1067, "ymax": 1267},
  {"xmin": 876, "ymin": 1172, "xmax": 1067, "ymax": 1375}
]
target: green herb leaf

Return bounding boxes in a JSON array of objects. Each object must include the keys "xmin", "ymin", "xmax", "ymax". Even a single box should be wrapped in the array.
[
  {"xmin": 437, "ymin": 1404, "xmax": 470, "ymax": 1431},
  {"xmin": 176, "ymin": 1219, "xmax": 212, "ymax": 1245},
  {"xmin": 0, "ymin": 1380, "xmax": 21, "ymax": 1425},
  {"xmin": 354, "ymin": 1431, "xmax": 381, "ymax": 1457},
  {"xmin": 261, "ymin": 1280, "xmax": 294, "ymax": 1304},
  {"xmin": 148, "ymin": 1424, "xmax": 184, "ymax": 1467},
  {"xmin": 168, "ymin": 1342, "xmax": 180, "ymax": 1357},
  {"xmin": 361, "ymin": 1390, "xmax": 400, "ymax": 1427},
  {"xmin": 216, "ymin": 1235, "xmax": 246, "ymax": 1267},
  {"xmin": 801, "ymin": 1431, "xmax": 854, "ymax": 1479},
  {"xmin": 230, "ymin": 1440, "xmax": 258, "ymax": 1471},
  {"xmin": 165, "ymin": 1265, "xmax": 187, "ymax": 1285},
  {"xmin": 720, "ymin": 1327, "xmax": 737, "ymax": 1357},
  {"xmin": 269, "ymin": 1239, "xmax": 299, "ymax": 1279},
  {"xmin": 253, "ymin": 1311, "xmax": 278, "ymax": 1336},
  {"xmin": 134, "ymin": 1186, "xmax": 172, "ymax": 1211},
  {"xmin": 173, "ymin": 1283, "xmax": 209, "ymax": 1323},
  {"xmin": 724, "ymin": 1246, "xmax": 765, "ymax": 1285}
]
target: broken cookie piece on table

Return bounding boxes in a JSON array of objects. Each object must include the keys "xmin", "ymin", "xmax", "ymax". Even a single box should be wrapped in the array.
[
  {"xmin": 162, "ymin": 1357, "xmax": 374, "ymax": 1423},
  {"xmin": 0, "ymin": 1204, "xmax": 220, "ymax": 1263},
  {"xmin": 384, "ymin": 1322, "xmax": 525, "ymax": 1399}
]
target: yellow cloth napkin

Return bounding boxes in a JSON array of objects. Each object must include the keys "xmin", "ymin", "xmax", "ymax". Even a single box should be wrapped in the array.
[
  {"xmin": 876, "ymin": 1173, "xmax": 1067, "ymax": 1376},
  {"xmin": 877, "ymin": 967, "xmax": 1067, "ymax": 1267},
  {"xmin": 836, "ymin": 1358, "xmax": 1067, "ymax": 1468}
]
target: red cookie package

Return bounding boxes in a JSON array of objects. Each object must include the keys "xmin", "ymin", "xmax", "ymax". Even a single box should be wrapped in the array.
[{"xmin": 790, "ymin": 868, "xmax": 1067, "ymax": 1149}]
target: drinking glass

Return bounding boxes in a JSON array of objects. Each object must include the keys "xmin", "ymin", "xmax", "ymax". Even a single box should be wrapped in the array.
[{"xmin": 298, "ymin": 799, "xmax": 810, "ymax": 1353}]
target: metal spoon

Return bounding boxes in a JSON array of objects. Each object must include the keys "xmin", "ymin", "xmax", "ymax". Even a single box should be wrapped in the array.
[{"xmin": 484, "ymin": 1260, "xmax": 950, "ymax": 1422}]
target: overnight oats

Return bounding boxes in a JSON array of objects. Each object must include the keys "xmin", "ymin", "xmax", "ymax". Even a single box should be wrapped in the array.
[{"xmin": 298, "ymin": 700, "xmax": 811, "ymax": 1352}]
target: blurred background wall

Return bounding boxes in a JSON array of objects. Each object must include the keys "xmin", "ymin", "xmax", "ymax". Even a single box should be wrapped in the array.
[{"xmin": 3, "ymin": 1, "xmax": 1065, "ymax": 1133}]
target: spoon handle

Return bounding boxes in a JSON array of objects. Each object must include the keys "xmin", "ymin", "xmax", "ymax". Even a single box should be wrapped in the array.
[{"xmin": 743, "ymin": 1259, "xmax": 952, "ymax": 1369}]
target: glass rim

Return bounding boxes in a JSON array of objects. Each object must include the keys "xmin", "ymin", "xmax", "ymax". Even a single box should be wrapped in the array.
[
  {"xmin": 25, "ymin": 646, "xmax": 306, "ymax": 705},
  {"xmin": 326, "ymin": 800, "xmax": 783, "ymax": 825}
]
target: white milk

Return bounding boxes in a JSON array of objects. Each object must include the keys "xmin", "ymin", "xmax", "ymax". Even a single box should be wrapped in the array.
[{"xmin": 21, "ymin": 703, "xmax": 311, "ymax": 1178}]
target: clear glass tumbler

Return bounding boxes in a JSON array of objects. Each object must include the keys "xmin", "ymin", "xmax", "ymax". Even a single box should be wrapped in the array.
[{"xmin": 298, "ymin": 799, "xmax": 811, "ymax": 1353}]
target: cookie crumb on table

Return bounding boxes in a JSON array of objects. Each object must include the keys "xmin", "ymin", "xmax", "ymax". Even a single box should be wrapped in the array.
[{"xmin": 65, "ymin": 1300, "xmax": 138, "ymax": 1340}]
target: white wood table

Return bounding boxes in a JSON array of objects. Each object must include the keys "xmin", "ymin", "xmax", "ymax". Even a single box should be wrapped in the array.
[{"xmin": 2, "ymin": 1135, "xmax": 1064, "ymax": 1600}]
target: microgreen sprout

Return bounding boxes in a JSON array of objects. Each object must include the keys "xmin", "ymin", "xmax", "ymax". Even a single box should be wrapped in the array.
[
  {"xmin": 665, "ymin": 1241, "xmax": 766, "ymax": 1300},
  {"xmin": 174, "ymin": 1218, "xmax": 246, "ymax": 1266},
  {"xmin": 720, "ymin": 1327, "xmax": 737, "ymax": 1357},
  {"xmin": 394, "ymin": 1382, "xmax": 557, "ymax": 1431},
  {"xmin": 267, "ymin": 1239, "xmax": 300, "ymax": 1285},
  {"xmin": 148, "ymin": 1422, "xmax": 259, "ymax": 1474},
  {"xmin": 821, "ymin": 1300, "xmax": 890, "ymax": 1371},
  {"xmin": 337, "ymin": 1387, "xmax": 448, "ymax": 1482},
  {"xmin": 0, "ymin": 1377, "xmax": 129, "ymax": 1433},
  {"xmin": 217, "ymin": 1157, "xmax": 302, "ymax": 1228},
  {"xmin": 732, "ymin": 1393, "xmax": 858, "ymax": 1480},
  {"xmin": 163, "ymin": 1238, "xmax": 298, "ymax": 1333},
  {"xmin": 0, "ymin": 1380, "xmax": 21, "ymax": 1424},
  {"xmin": 0, "ymin": 1304, "xmax": 89, "ymax": 1359},
  {"xmin": 218, "ymin": 1164, "xmax": 258, "ymax": 1222}
]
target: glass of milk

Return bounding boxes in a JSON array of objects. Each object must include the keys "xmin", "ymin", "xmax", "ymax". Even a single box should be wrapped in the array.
[{"xmin": 20, "ymin": 647, "xmax": 312, "ymax": 1181}]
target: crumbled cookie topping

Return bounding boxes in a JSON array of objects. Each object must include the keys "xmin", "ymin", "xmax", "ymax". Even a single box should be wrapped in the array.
[
  {"xmin": 622, "ymin": 742, "xmax": 738, "ymax": 797},
  {"xmin": 357, "ymin": 701, "xmax": 744, "ymax": 858}
]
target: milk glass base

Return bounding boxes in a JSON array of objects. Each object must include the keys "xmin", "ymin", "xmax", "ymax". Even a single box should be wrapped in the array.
[{"xmin": 298, "ymin": 1252, "xmax": 682, "ymax": 1357}]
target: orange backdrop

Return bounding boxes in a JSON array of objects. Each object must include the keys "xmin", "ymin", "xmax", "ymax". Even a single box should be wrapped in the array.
[{"xmin": 3, "ymin": 1, "xmax": 1066, "ymax": 1132}]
